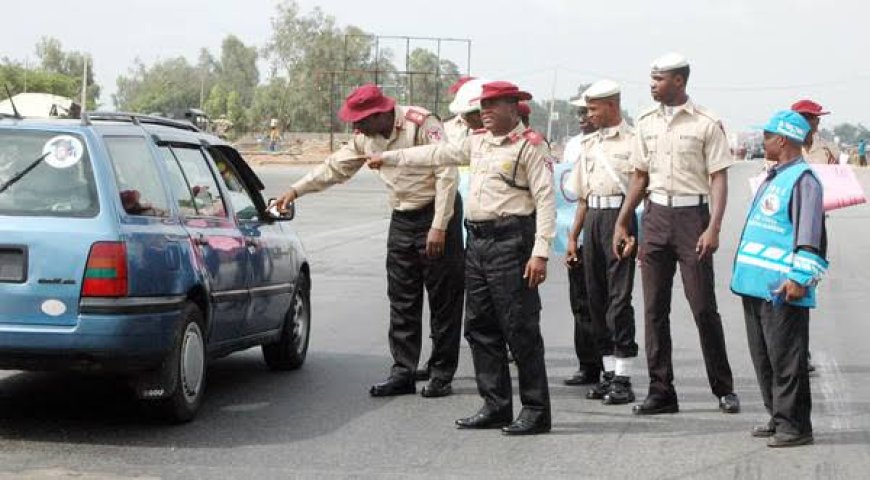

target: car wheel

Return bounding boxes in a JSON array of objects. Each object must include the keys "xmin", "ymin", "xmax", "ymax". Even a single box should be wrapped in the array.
[
  {"xmin": 262, "ymin": 274, "xmax": 311, "ymax": 370},
  {"xmin": 150, "ymin": 302, "xmax": 207, "ymax": 423}
]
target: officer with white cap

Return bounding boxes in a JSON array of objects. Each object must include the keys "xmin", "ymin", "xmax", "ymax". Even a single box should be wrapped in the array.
[
  {"xmin": 563, "ymin": 94, "xmax": 602, "ymax": 387},
  {"xmin": 612, "ymin": 53, "xmax": 740, "ymax": 415},
  {"xmin": 570, "ymin": 79, "xmax": 639, "ymax": 405},
  {"xmin": 444, "ymin": 78, "xmax": 486, "ymax": 146}
]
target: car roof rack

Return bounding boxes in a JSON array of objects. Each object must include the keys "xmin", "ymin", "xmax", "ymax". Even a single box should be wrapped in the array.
[{"xmin": 81, "ymin": 111, "xmax": 200, "ymax": 132}]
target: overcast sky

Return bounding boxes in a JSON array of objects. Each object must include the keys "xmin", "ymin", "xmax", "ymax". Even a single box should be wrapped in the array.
[{"xmin": 3, "ymin": 0, "xmax": 867, "ymax": 132}]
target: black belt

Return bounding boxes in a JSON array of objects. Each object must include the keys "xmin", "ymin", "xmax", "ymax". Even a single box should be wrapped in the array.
[
  {"xmin": 464, "ymin": 215, "xmax": 533, "ymax": 238},
  {"xmin": 392, "ymin": 202, "xmax": 435, "ymax": 220}
]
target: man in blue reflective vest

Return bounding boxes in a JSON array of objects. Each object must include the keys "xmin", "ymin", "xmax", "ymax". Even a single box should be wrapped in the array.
[{"xmin": 731, "ymin": 110, "xmax": 828, "ymax": 448}]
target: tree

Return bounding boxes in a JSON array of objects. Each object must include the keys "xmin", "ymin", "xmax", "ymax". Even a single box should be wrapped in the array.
[
  {"xmin": 34, "ymin": 36, "xmax": 100, "ymax": 107},
  {"xmin": 832, "ymin": 123, "xmax": 870, "ymax": 145},
  {"xmin": 402, "ymin": 48, "xmax": 460, "ymax": 118},
  {"xmin": 114, "ymin": 57, "xmax": 202, "ymax": 114},
  {"xmin": 218, "ymin": 35, "xmax": 259, "ymax": 108}
]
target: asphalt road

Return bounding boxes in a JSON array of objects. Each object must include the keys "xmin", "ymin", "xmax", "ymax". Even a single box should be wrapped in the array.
[{"xmin": 0, "ymin": 161, "xmax": 868, "ymax": 479}]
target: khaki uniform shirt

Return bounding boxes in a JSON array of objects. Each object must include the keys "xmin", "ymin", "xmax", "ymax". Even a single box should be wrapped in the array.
[
  {"xmin": 578, "ymin": 120, "xmax": 634, "ymax": 199},
  {"xmin": 382, "ymin": 123, "xmax": 556, "ymax": 259},
  {"xmin": 444, "ymin": 115, "xmax": 472, "ymax": 146},
  {"xmin": 633, "ymin": 99, "xmax": 734, "ymax": 195},
  {"xmin": 291, "ymin": 106, "xmax": 457, "ymax": 230},
  {"xmin": 803, "ymin": 133, "xmax": 839, "ymax": 164}
]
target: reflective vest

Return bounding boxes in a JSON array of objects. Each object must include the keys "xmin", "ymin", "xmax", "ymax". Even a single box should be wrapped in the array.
[{"xmin": 730, "ymin": 160, "xmax": 828, "ymax": 308}]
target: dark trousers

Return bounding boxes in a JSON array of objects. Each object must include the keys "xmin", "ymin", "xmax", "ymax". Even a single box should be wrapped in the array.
[
  {"xmin": 583, "ymin": 208, "xmax": 638, "ymax": 359},
  {"xmin": 386, "ymin": 196, "xmax": 464, "ymax": 382},
  {"xmin": 568, "ymin": 248, "xmax": 600, "ymax": 370},
  {"xmin": 742, "ymin": 296, "xmax": 812, "ymax": 435},
  {"xmin": 640, "ymin": 202, "xmax": 734, "ymax": 399},
  {"xmin": 464, "ymin": 215, "xmax": 550, "ymax": 414}
]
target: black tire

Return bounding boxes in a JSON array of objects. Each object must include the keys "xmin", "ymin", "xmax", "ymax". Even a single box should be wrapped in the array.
[
  {"xmin": 263, "ymin": 274, "xmax": 311, "ymax": 370},
  {"xmin": 150, "ymin": 302, "xmax": 207, "ymax": 423}
]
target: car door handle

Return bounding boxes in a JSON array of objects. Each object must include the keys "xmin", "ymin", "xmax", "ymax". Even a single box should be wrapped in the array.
[{"xmin": 193, "ymin": 233, "xmax": 209, "ymax": 246}]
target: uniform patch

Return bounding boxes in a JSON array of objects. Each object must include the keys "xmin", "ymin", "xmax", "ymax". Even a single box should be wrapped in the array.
[
  {"xmin": 426, "ymin": 126, "xmax": 444, "ymax": 142},
  {"xmin": 522, "ymin": 129, "xmax": 545, "ymax": 146},
  {"xmin": 501, "ymin": 160, "xmax": 513, "ymax": 172},
  {"xmin": 760, "ymin": 193, "xmax": 780, "ymax": 216},
  {"xmin": 404, "ymin": 108, "xmax": 428, "ymax": 126}
]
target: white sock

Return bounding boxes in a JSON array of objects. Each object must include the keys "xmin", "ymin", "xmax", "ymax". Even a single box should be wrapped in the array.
[
  {"xmin": 602, "ymin": 355, "xmax": 616, "ymax": 373},
  {"xmin": 615, "ymin": 357, "xmax": 634, "ymax": 377}
]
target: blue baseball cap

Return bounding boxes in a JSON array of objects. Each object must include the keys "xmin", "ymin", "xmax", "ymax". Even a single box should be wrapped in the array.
[{"xmin": 761, "ymin": 110, "xmax": 811, "ymax": 143}]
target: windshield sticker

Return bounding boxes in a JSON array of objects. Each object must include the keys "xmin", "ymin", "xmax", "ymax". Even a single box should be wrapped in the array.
[{"xmin": 42, "ymin": 135, "xmax": 84, "ymax": 169}]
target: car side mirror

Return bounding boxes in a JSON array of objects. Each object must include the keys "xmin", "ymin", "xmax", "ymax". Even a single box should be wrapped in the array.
[{"xmin": 267, "ymin": 198, "xmax": 295, "ymax": 221}]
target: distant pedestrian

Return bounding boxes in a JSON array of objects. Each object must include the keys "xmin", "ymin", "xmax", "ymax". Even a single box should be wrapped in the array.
[
  {"xmin": 858, "ymin": 139, "xmax": 866, "ymax": 167},
  {"xmin": 791, "ymin": 100, "xmax": 839, "ymax": 165}
]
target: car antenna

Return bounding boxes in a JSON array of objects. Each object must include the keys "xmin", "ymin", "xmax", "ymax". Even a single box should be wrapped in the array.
[{"xmin": 3, "ymin": 84, "xmax": 22, "ymax": 119}]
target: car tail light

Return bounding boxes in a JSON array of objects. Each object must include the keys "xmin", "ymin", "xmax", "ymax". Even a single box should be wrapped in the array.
[{"xmin": 81, "ymin": 242, "xmax": 128, "ymax": 297}]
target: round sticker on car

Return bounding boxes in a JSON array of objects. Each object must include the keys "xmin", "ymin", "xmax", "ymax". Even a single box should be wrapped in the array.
[{"xmin": 42, "ymin": 135, "xmax": 84, "ymax": 169}]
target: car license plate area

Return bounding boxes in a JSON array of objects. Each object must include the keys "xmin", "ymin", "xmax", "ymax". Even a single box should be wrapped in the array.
[{"xmin": 0, "ymin": 247, "xmax": 26, "ymax": 283}]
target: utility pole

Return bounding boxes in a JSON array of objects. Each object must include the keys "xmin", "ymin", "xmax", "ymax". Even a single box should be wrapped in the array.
[
  {"xmin": 546, "ymin": 68, "xmax": 557, "ymax": 141},
  {"xmin": 81, "ymin": 57, "xmax": 88, "ymax": 114}
]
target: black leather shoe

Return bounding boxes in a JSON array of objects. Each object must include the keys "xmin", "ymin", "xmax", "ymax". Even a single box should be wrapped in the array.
[
  {"xmin": 719, "ymin": 393, "xmax": 740, "ymax": 414},
  {"xmin": 414, "ymin": 368, "xmax": 430, "ymax": 382},
  {"xmin": 603, "ymin": 376, "xmax": 635, "ymax": 405},
  {"xmin": 767, "ymin": 432, "xmax": 813, "ymax": 448},
  {"xmin": 807, "ymin": 351, "xmax": 817, "ymax": 375},
  {"xmin": 586, "ymin": 371, "xmax": 614, "ymax": 399},
  {"xmin": 455, "ymin": 408, "xmax": 512, "ymax": 429},
  {"xmin": 501, "ymin": 410, "xmax": 551, "ymax": 436},
  {"xmin": 751, "ymin": 420, "xmax": 775, "ymax": 438},
  {"xmin": 369, "ymin": 377, "xmax": 415, "ymax": 397},
  {"xmin": 564, "ymin": 367, "xmax": 600, "ymax": 386},
  {"xmin": 421, "ymin": 378, "xmax": 452, "ymax": 398},
  {"xmin": 632, "ymin": 395, "xmax": 679, "ymax": 415}
]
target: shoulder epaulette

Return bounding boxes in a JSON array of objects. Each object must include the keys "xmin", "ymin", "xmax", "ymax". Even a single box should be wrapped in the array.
[
  {"xmin": 693, "ymin": 104, "xmax": 721, "ymax": 122},
  {"xmin": 521, "ymin": 128, "xmax": 545, "ymax": 146},
  {"xmin": 637, "ymin": 105, "xmax": 659, "ymax": 120},
  {"xmin": 404, "ymin": 106, "xmax": 431, "ymax": 126}
]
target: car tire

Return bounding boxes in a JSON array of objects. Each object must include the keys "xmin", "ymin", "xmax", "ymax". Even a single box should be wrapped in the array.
[
  {"xmin": 262, "ymin": 274, "xmax": 311, "ymax": 371},
  {"xmin": 150, "ymin": 301, "xmax": 207, "ymax": 423}
]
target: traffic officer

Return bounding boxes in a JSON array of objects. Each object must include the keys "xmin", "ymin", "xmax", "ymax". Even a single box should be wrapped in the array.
[
  {"xmin": 612, "ymin": 53, "xmax": 740, "ymax": 415},
  {"xmin": 731, "ymin": 110, "xmax": 827, "ymax": 448},
  {"xmin": 572, "ymin": 80, "xmax": 638, "ymax": 405},
  {"xmin": 274, "ymin": 84, "xmax": 464, "ymax": 399},
  {"xmin": 445, "ymin": 78, "xmax": 486, "ymax": 145},
  {"xmin": 368, "ymin": 81, "xmax": 557, "ymax": 435},
  {"xmin": 791, "ymin": 100, "xmax": 839, "ymax": 165},
  {"xmin": 564, "ymin": 95, "xmax": 601, "ymax": 387}
]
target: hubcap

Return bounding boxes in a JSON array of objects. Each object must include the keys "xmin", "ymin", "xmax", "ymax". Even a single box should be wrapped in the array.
[
  {"xmin": 291, "ymin": 291, "xmax": 309, "ymax": 355},
  {"xmin": 180, "ymin": 323, "xmax": 205, "ymax": 403}
]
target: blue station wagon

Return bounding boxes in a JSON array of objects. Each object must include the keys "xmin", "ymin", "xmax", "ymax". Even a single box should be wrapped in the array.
[{"xmin": 0, "ymin": 112, "xmax": 311, "ymax": 422}]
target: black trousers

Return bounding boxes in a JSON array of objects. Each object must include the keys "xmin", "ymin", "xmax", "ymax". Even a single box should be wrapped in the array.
[
  {"xmin": 464, "ymin": 215, "xmax": 550, "ymax": 414},
  {"xmin": 583, "ymin": 208, "xmax": 638, "ymax": 359},
  {"xmin": 567, "ymin": 247, "xmax": 600, "ymax": 370},
  {"xmin": 386, "ymin": 196, "xmax": 464, "ymax": 382},
  {"xmin": 640, "ymin": 202, "xmax": 734, "ymax": 399},
  {"xmin": 742, "ymin": 296, "xmax": 812, "ymax": 435}
]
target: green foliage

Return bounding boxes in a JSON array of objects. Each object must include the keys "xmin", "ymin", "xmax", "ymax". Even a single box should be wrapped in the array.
[{"xmin": 113, "ymin": 57, "xmax": 203, "ymax": 115}]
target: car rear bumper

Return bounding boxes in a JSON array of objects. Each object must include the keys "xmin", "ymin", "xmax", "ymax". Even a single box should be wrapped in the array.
[{"xmin": 0, "ymin": 296, "xmax": 186, "ymax": 372}]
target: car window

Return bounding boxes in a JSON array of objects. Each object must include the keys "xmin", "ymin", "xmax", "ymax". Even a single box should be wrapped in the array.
[
  {"xmin": 158, "ymin": 146, "xmax": 198, "ymax": 217},
  {"xmin": 104, "ymin": 136, "xmax": 170, "ymax": 217},
  {"xmin": 208, "ymin": 148, "xmax": 259, "ymax": 221},
  {"xmin": 170, "ymin": 146, "xmax": 227, "ymax": 218},
  {"xmin": 0, "ymin": 129, "xmax": 98, "ymax": 217}
]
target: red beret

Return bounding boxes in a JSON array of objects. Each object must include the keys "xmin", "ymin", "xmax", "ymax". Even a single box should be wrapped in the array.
[
  {"xmin": 338, "ymin": 84, "xmax": 396, "ymax": 123},
  {"xmin": 448, "ymin": 76, "xmax": 476, "ymax": 94},
  {"xmin": 472, "ymin": 81, "xmax": 533, "ymax": 103},
  {"xmin": 791, "ymin": 99, "xmax": 830, "ymax": 116}
]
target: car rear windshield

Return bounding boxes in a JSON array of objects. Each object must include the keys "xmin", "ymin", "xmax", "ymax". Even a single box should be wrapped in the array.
[{"xmin": 0, "ymin": 129, "xmax": 98, "ymax": 217}]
